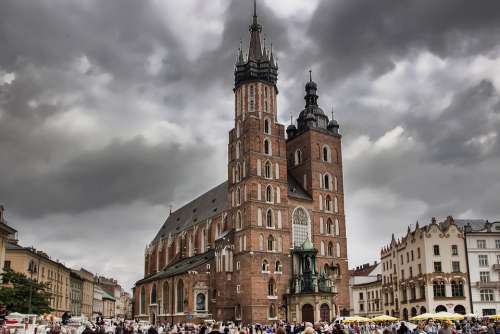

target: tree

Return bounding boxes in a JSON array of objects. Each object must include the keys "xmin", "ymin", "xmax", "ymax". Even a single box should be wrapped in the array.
[{"xmin": 0, "ymin": 269, "xmax": 52, "ymax": 314}]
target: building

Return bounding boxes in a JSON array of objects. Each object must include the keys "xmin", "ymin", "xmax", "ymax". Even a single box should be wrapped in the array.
[
  {"xmin": 76, "ymin": 268, "xmax": 95, "ymax": 319},
  {"xmin": 119, "ymin": 291, "xmax": 133, "ymax": 320},
  {"xmin": 381, "ymin": 217, "xmax": 470, "ymax": 320},
  {"xmin": 0, "ymin": 206, "xmax": 17, "ymax": 275},
  {"xmin": 97, "ymin": 275, "xmax": 129, "ymax": 319},
  {"xmin": 5, "ymin": 241, "xmax": 71, "ymax": 316},
  {"xmin": 349, "ymin": 262, "xmax": 382, "ymax": 317},
  {"xmin": 102, "ymin": 290, "xmax": 116, "ymax": 318},
  {"xmin": 133, "ymin": 1, "xmax": 349, "ymax": 325},
  {"xmin": 93, "ymin": 284, "xmax": 104, "ymax": 318},
  {"xmin": 459, "ymin": 220, "xmax": 500, "ymax": 316},
  {"xmin": 70, "ymin": 271, "xmax": 84, "ymax": 316}
]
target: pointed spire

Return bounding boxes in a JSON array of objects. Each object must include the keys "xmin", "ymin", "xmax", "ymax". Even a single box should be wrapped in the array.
[
  {"xmin": 309, "ymin": 69, "xmax": 313, "ymax": 82},
  {"xmin": 248, "ymin": 0, "xmax": 263, "ymax": 60},
  {"xmin": 290, "ymin": 112, "xmax": 293, "ymax": 125}
]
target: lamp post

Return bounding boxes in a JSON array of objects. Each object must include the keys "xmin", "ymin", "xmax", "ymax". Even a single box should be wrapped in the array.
[{"xmin": 27, "ymin": 259, "xmax": 38, "ymax": 314}]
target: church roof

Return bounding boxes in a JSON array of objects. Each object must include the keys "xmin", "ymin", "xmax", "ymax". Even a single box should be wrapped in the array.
[
  {"xmin": 153, "ymin": 182, "xmax": 228, "ymax": 242},
  {"xmin": 287, "ymin": 174, "xmax": 312, "ymax": 201},
  {"xmin": 136, "ymin": 250, "xmax": 215, "ymax": 285}
]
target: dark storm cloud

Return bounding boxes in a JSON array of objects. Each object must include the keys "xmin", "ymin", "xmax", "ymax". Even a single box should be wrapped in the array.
[
  {"xmin": 1, "ymin": 136, "xmax": 218, "ymax": 217},
  {"xmin": 307, "ymin": 0, "xmax": 500, "ymax": 79}
]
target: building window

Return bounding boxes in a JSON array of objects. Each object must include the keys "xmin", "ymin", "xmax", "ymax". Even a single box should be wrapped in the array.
[
  {"xmin": 433, "ymin": 245, "xmax": 440, "ymax": 256},
  {"xmin": 269, "ymin": 304, "xmax": 277, "ymax": 319},
  {"xmin": 477, "ymin": 240, "xmax": 486, "ymax": 249},
  {"xmin": 236, "ymin": 285, "xmax": 240, "ymax": 294},
  {"xmin": 478, "ymin": 255, "xmax": 489, "ymax": 267},
  {"xmin": 266, "ymin": 209, "xmax": 273, "ymax": 228},
  {"xmin": 236, "ymin": 211, "xmax": 242, "ymax": 230},
  {"xmin": 268, "ymin": 279, "xmax": 276, "ymax": 296},
  {"xmin": 196, "ymin": 293, "xmax": 206, "ymax": 311},
  {"xmin": 262, "ymin": 259, "xmax": 269, "ymax": 272},
  {"xmin": 325, "ymin": 195, "xmax": 332, "ymax": 211},
  {"xmin": 322, "ymin": 146, "xmax": 331, "ymax": 162},
  {"xmin": 451, "ymin": 245, "xmax": 458, "ymax": 256},
  {"xmin": 266, "ymin": 185, "xmax": 273, "ymax": 203},
  {"xmin": 264, "ymin": 139, "xmax": 271, "ymax": 155},
  {"xmin": 323, "ymin": 174, "xmax": 330, "ymax": 190},
  {"xmin": 480, "ymin": 289, "xmax": 494, "ymax": 302},
  {"xmin": 451, "ymin": 281, "xmax": 464, "ymax": 297},
  {"xmin": 434, "ymin": 262, "xmax": 442, "ymax": 273},
  {"xmin": 3, "ymin": 261, "xmax": 10, "ymax": 270},
  {"xmin": 326, "ymin": 218, "xmax": 333, "ymax": 234},
  {"xmin": 433, "ymin": 281, "xmax": 446, "ymax": 297},
  {"xmin": 327, "ymin": 242, "xmax": 333, "ymax": 257},
  {"xmin": 176, "ymin": 280, "xmax": 184, "ymax": 313},
  {"xmin": 140, "ymin": 286, "xmax": 146, "ymax": 314},
  {"xmin": 151, "ymin": 284, "xmax": 157, "ymax": 304},
  {"xmin": 259, "ymin": 234, "xmax": 264, "ymax": 251},
  {"xmin": 452, "ymin": 261, "xmax": 460, "ymax": 273},
  {"xmin": 294, "ymin": 149, "xmax": 302, "ymax": 166},
  {"xmin": 292, "ymin": 207, "xmax": 310, "ymax": 247},
  {"xmin": 275, "ymin": 260, "xmax": 282, "ymax": 273},
  {"xmin": 267, "ymin": 235, "xmax": 274, "ymax": 251},
  {"xmin": 480, "ymin": 271, "xmax": 490, "ymax": 283},
  {"xmin": 417, "ymin": 248, "xmax": 421, "ymax": 258},
  {"xmin": 496, "ymin": 240, "xmax": 500, "ymax": 249},
  {"xmin": 264, "ymin": 161, "xmax": 272, "ymax": 179},
  {"xmin": 264, "ymin": 118, "xmax": 271, "ymax": 134},
  {"xmin": 359, "ymin": 292, "xmax": 364, "ymax": 300},
  {"xmin": 360, "ymin": 303, "xmax": 364, "ymax": 311},
  {"xmin": 236, "ymin": 261, "xmax": 240, "ymax": 271}
]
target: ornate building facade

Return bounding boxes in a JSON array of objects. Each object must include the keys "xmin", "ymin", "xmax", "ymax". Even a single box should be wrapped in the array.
[
  {"xmin": 134, "ymin": 2, "xmax": 349, "ymax": 324},
  {"xmin": 380, "ymin": 217, "xmax": 470, "ymax": 320}
]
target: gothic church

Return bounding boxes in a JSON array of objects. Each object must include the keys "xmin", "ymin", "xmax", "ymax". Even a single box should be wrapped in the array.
[{"xmin": 134, "ymin": 1, "xmax": 350, "ymax": 324}]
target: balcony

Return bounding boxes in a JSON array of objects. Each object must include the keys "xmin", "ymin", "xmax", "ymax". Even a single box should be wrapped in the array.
[{"xmin": 475, "ymin": 281, "xmax": 500, "ymax": 289}]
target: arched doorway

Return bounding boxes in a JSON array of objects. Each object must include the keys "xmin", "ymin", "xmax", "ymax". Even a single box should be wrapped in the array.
[
  {"xmin": 320, "ymin": 304, "xmax": 330, "ymax": 322},
  {"xmin": 411, "ymin": 307, "xmax": 417, "ymax": 317},
  {"xmin": 420, "ymin": 306, "xmax": 427, "ymax": 314},
  {"xmin": 454, "ymin": 305, "xmax": 466, "ymax": 315},
  {"xmin": 435, "ymin": 305, "xmax": 447, "ymax": 312},
  {"xmin": 302, "ymin": 304, "xmax": 314, "ymax": 323},
  {"xmin": 402, "ymin": 308, "xmax": 408, "ymax": 321}
]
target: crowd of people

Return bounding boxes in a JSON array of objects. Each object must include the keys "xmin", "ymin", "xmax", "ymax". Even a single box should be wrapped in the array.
[{"xmin": 2, "ymin": 317, "xmax": 499, "ymax": 334}]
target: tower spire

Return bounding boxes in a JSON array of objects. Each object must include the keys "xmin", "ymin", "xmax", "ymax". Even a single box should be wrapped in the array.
[
  {"xmin": 248, "ymin": 0, "xmax": 263, "ymax": 60},
  {"xmin": 309, "ymin": 69, "xmax": 312, "ymax": 82}
]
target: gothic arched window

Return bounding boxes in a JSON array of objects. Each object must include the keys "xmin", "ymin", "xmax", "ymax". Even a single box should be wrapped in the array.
[
  {"xmin": 176, "ymin": 280, "xmax": 184, "ymax": 312},
  {"xmin": 266, "ymin": 185, "xmax": 273, "ymax": 203},
  {"xmin": 236, "ymin": 211, "xmax": 242, "ymax": 230},
  {"xmin": 264, "ymin": 118, "xmax": 271, "ymax": 134},
  {"xmin": 264, "ymin": 139, "xmax": 271, "ymax": 155},
  {"xmin": 268, "ymin": 279, "xmax": 276, "ymax": 296},
  {"xmin": 328, "ymin": 242, "xmax": 334, "ymax": 257},
  {"xmin": 267, "ymin": 235, "xmax": 274, "ymax": 251},
  {"xmin": 266, "ymin": 209, "xmax": 273, "ymax": 228},
  {"xmin": 162, "ymin": 282, "xmax": 169, "ymax": 314},
  {"xmin": 292, "ymin": 207, "xmax": 310, "ymax": 247},
  {"xmin": 325, "ymin": 195, "xmax": 332, "ymax": 211},
  {"xmin": 264, "ymin": 161, "xmax": 272, "ymax": 179},
  {"xmin": 322, "ymin": 145, "xmax": 331, "ymax": 162},
  {"xmin": 140, "ymin": 286, "xmax": 146, "ymax": 314},
  {"xmin": 262, "ymin": 259, "xmax": 269, "ymax": 272},
  {"xmin": 294, "ymin": 149, "xmax": 302, "ymax": 166}
]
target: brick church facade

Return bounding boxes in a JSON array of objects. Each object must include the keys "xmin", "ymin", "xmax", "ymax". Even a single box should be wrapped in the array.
[{"xmin": 134, "ymin": 1, "xmax": 350, "ymax": 325}]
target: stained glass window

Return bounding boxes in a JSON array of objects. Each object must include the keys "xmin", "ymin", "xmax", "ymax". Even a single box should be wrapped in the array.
[{"xmin": 293, "ymin": 208, "xmax": 309, "ymax": 247}]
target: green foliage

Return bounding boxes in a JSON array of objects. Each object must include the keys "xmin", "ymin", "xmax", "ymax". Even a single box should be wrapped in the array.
[{"xmin": 0, "ymin": 269, "xmax": 52, "ymax": 314}]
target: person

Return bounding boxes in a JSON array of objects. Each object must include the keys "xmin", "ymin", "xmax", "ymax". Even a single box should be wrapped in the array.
[
  {"xmin": 414, "ymin": 322, "xmax": 426, "ymax": 334},
  {"xmin": 438, "ymin": 321, "xmax": 453, "ymax": 334},
  {"xmin": 209, "ymin": 324, "xmax": 222, "ymax": 334},
  {"xmin": 82, "ymin": 325, "xmax": 95, "ymax": 334}
]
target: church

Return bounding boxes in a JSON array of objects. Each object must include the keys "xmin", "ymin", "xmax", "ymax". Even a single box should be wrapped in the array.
[{"xmin": 134, "ymin": 1, "xmax": 350, "ymax": 325}]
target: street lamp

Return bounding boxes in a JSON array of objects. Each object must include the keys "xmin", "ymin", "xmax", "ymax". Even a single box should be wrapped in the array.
[{"xmin": 27, "ymin": 260, "xmax": 38, "ymax": 315}]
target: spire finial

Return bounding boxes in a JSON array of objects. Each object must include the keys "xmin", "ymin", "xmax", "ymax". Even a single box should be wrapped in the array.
[
  {"xmin": 254, "ymin": 0, "xmax": 257, "ymax": 18},
  {"xmin": 331, "ymin": 107, "xmax": 334, "ymax": 120},
  {"xmin": 309, "ymin": 69, "xmax": 312, "ymax": 82},
  {"xmin": 290, "ymin": 112, "xmax": 293, "ymax": 125}
]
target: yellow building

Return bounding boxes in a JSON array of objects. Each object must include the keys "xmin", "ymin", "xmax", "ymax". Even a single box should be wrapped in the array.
[
  {"xmin": 76, "ymin": 268, "xmax": 95, "ymax": 319},
  {"xmin": 0, "ymin": 206, "xmax": 17, "ymax": 275},
  {"xmin": 102, "ymin": 290, "xmax": 116, "ymax": 318},
  {"xmin": 5, "ymin": 241, "xmax": 71, "ymax": 316}
]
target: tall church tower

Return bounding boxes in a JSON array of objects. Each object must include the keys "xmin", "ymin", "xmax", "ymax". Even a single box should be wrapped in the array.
[{"xmin": 226, "ymin": 0, "xmax": 290, "ymax": 323}]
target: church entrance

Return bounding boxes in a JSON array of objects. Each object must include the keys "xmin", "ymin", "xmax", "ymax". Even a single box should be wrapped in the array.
[
  {"xmin": 320, "ymin": 303, "xmax": 330, "ymax": 322},
  {"xmin": 302, "ymin": 304, "xmax": 314, "ymax": 323}
]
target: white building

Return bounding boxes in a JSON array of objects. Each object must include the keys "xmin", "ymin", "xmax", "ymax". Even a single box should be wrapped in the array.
[
  {"xmin": 349, "ymin": 262, "xmax": 382, "ymax": 317},
  {"xmin": 459, "ymin": 220, "xmax": 500, "ymax": 316},
  {"xmin": 381, "ymin": 217, "xmax": 470, "ymax": 320}
]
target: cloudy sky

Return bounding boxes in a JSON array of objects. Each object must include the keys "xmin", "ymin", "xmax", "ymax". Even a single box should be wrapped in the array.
[{"xmin": 1, "ymin": 0, "xmax": 500, "ymax": 291}]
